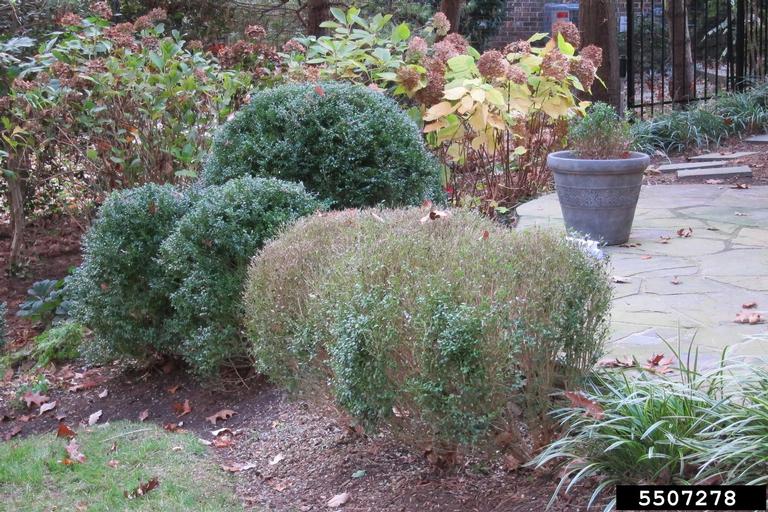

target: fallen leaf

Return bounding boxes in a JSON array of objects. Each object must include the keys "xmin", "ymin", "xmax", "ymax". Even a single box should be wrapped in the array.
[
  {"xmin": 172, "ymin": 446, "xmax": 183, "ymax": 451},
  {"xmin": 735, "ymin": 312, "xmax": 763, "ymax": 324},
  {"xmin": 3, "ymin": 368, "xmax": 13, "ymax": 382},
  {"xmin": 4, "ymin": 425, "xmax": 22, "ymax": 441},
  {"xmin": 670, "ymin": 277, "xmax": 681, "ymax": 285},
  {"xmin": 705, "ymin": 179, "xmax": 724, "ymax": 184},
  {"xmin": 328, "ymin": 492, "xmax": 350, "ymax": 508},
  {"xmin": 22, "ymin": 391, "xmax": 50, "ymax": 409},
  {"xmin": 161, "ymin": 360, "xmax": 176, "ymax": 374},
  {"xmin": 503, "ymin": 454, "xmax": 521, "ymax": 471},
  {"xmin": 57, "ymin": 422, "xmax": 77, "ymax": 438},
  {"xmin": 419, "ymin": 209, "xmax": 451, "ymax": 224},
  {"xmin": 269, "ymin": 453, "xmax": 285, "ymax": 465},
  {"xmin": 167, "ymin": 384, "xmax": 181, "ymax": 394},
  {"xmin": 66, "ymin": 439, "xmax": 87, "ymax": 463},
  {"xmin": 644, "ymin": 353, "xmax": 674, "ymax": 373},
  {"xmin": 742, "ymin": 301, "xmax": 758, "ymax": 309},
  {"xmin": 110, "ymin": 442, "xmax": 117, "ymax": 452},
  {"xmin": 480, "ymin": 230, "xmax": 489, "ymax": 241},
  {"xmin": 612, "ymin": 276, "xmax": 632, "ymax": 284},
  {"xmin": 88, "ymin": 410, "xmax": 103, "ymax": 426},
  {"xmin": 221, "ymin": 462, "xmax": 258, "ymax": 473},
  {"xmin": 421, "ymin": 199, "xmax": 433, "ymax": 209},
  {"xmin": 658, "ymin": 235, "xmax": 671, "ymax": 244},
  {"xmin": 563, "ymin": 391, "xmax": 604, "ymax": 420},
  {"xmin": 124, "ymin": 477, "xmax": 160, "ymax": 499},
  {"xmin": 706, "ymin": 227, "xmax": 720, "ymax": 231},
  {"xmin": 211, "ymin": 427, "xmax": 233, "ymax": 437},
  {"xmin": 371, "ymin": 212, "xmax": 385, "ymax": 223},
  {"xmin": 163, "ymin": 422, "xmax": 184, "ymax": 432},
  {"xmin": 138, "ymin": 409, "xmax": 149, "ymax": 422},
  {"xmin": 206, "ymin": 409, "xmax": 236, "ymax": 425},
  {"xmin": 731, "ymin": 183, "xmax": 750, "ymax": 189},
  {"xmin": 18, "ymin": 415, "xmax": 31, "ymax": 422},
  {"xmin": 313, "ymin": 85, "xmax": 325, "ymax": 96},
  {"xmin": 39, "ymin": 401, "xmax": 57, "ymax": 415},
  {"xmin": 735, "ymin": 211, "xmax": 747, "ymax": 216},
  {"xmin": 640, "ymin": 255, "xmax": 653, "ymax": 260},
  {"xmin": 352, "ymin": 469, "xmax": 366, "ymax": 478},
  {"xmin": 676, "ymin": 227, "xmax": 694, "ymax": 238},
  {"xmin": 107, "ymin": 459, "xmax": 119, "ymax": 468},
  {"xmin": 596, "ymin": 356, "xmax": 635, "ymax": 368},
  {"xmin": 212, "ymin": 436, "xmax": 234, "ymax": 448},
  {"xmin": 98, "ymin": 389, "xmax": 108, "ymax": 399},
  {"xmin": 173, "ymin": 400, "xmax": 192, "ymax": 417},
  {"xmin": 69, "ymin": 379, "xmax": 102, "ymax": 392}
]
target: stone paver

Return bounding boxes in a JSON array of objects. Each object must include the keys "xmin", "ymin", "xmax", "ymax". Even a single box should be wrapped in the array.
[
  {"xmin": 745, "ymin": 134, "xmax": 768, "ymax": 144},
  {"xmin": 677, "ymin": 166, "xmax": 752, "ymax": 179},
  {"xmin": 657, "ymin": 160, "xmax": 727, "ymax": 173},
  {"xmin": 517, "ymin": 185, "xmax": 768, "ymax": 365},
  {"xmin": 689, "ymin": 151, "xmax": 757, "ymax": 161}
]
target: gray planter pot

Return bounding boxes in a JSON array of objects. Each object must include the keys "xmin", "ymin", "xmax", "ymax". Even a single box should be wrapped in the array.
[{"xmin": 547, "ymin": 151, "xmax": 650, "ymax": 246}]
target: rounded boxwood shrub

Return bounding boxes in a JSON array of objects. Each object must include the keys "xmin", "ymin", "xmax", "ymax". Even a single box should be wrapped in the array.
[
  {"xmin": 160, "ymin": 176, "xmax": 322, "ymax": 377},
  {"xmin": 68, "ymin": 184, "xmax": 189, "ymax": 361},
  {"xmin": 201, "ymin": 82, "xmax": 443, "ymax": 208},
  {"xmin": 245, "ymin": 209, "xmax": 612, "ymax": 451}
]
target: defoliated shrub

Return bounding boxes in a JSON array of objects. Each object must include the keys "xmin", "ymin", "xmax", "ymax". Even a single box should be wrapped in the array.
[
  {"xmin": 246, "ymin": 209, "xmax": 612, "ymax": 452},
  {"xmin": 160, "ymin": 176, "xmax": 322, "ymax": 377},
  {"xmin": 68, "ymin": 184, "xmax": 190, "ymax": 361},
  {"xmin": 201, "ymin": 82, "xmax": 443, "ymax": 208}
]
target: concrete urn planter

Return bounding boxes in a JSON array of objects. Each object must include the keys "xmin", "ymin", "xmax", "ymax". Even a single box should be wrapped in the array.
[{"xmin": 547, "ymin": 151, "xmax": 651, "ymax": 246}]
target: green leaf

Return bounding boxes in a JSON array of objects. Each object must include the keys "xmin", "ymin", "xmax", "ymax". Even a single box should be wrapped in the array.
[
  {"xmin": 86, "ymin": 148, "xmax": 98, "ymax": 161},
  {"xmin": 175, "ymin": 169, "xmax": 198, "ymax": 178},
  {"xmin": 392, "ymin": 23, "xmax": 410, "ymax": 43},
  {"xmin": 557, "ymin": 33, "xmax": 575, "ymax": 56},
  {"xmin": 330, "ymin": 7, "xmax": 347, "ymax": 24},
  {"xmin": 352, "ymin": 470, "xmax": 366, "ymax": 478},
  {"xmin": 527, "ymin": 32, "xmax": 549, "ymax": 43},
  {"xmin": 446, "ymin": 55, "xmax": 474, "ymax": 72}
]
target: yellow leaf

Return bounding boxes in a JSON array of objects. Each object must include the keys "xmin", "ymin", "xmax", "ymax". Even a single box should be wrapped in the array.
[
  {"xmin": 485, "ymin": 88, "xmax": 505, "ymax": 106},
  {"xmin": 424, "ymin": 101, "xmax": 456, "ymax": 121},
  {"xmin": 423, "ymin": 120, "xmax": 445, "ymax": 133},
  {"xmin": 457, "ymin": 94, "xmax": 475, "ymax": 115},
  {"xmin": 469, "ymin": 88, "xmax": 486, "ymax": 103},
  {"xmin": 444, "ymin": 87, "xmax": 468, "ymax": 100}
]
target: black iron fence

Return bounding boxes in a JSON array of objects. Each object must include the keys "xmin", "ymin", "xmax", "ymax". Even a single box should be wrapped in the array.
[{"xmin": 626, "ymin": 0, "xmax": 768, "ymax": 117}]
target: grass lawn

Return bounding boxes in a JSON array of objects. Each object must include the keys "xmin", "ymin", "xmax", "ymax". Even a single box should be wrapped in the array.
[{"xmin": 0, "ymin": 421, "xmax": 242, "ymax": 511}]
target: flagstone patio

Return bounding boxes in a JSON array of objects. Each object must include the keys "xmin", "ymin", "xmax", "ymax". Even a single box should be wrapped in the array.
[{"xmin": 517, "ymin": 184, "xmax": 768, "ymax": 366}]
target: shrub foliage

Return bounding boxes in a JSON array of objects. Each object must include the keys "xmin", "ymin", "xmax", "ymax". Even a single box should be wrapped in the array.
[
  {"xmin": 160, "ymin": 176, "xmax": 322, "ymax": 377},
  {"xmin": 246, "ymin": 209, "xmax": 612, "ymax": 451},
  {"xmin": 201, "ymin": 82, "xmax": 442, "ymax": 208},
  {"xmin": 69, "ymin": 183, "xmax": 190, "ymax": 360}
]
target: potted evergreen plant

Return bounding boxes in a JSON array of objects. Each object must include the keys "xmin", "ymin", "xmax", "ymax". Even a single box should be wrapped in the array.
[{"xmin": 547, "ymin": 103, "xmax": 649, "ymax": 245}]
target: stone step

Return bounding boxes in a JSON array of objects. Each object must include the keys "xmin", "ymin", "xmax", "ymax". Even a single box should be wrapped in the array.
[
  {"xmin": 657, "ymin": 160, "xmax": 728, "ymax": 173},
  {"xmin": 745, "ymin": 134, "xmax": 768, "ymax": 144},
  {"xmin": 689, "ymin": 151, "xmax": 758, "ymax": 161},
  {"xmin": 677, "ymin": 166, "xmax": 752, "ymax": 179}
]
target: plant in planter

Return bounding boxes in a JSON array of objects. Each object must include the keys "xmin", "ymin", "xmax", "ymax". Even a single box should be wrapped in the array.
[{"xmin": 548, "ymin": 103, "xmax": 650, "ymax": 245}]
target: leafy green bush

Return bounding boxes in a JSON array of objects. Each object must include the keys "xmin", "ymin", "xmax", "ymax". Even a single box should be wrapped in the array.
[
  {"xmin": 16, "ymin": 278, "xmax": 70, "ymax": 327},
  {"xmin": 31, "ymin": 322, "xmax": 84, "ymax": 366},
  {"xmin": 569, "ymin": 103, "xmax": 631, "ymax": 159},
  {"xmin": 68, "ymin": 183, "xmax": 190, "ymax": 362},
  {"xmin": 160, "ymin": 176, "xmax": 322, "ymax": 377},
  {"xmin": 201, "ymin": 82, "xmax": 443, "ymax": 208},
  {"xmin": 246, "ymin": 208, "xmax": 611, "ymax": 451}
]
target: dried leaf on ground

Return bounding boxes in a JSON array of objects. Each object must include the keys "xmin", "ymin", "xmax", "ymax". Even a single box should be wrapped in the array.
[
  {"xmin": 735, "ymin": 311, "xmax": 763, "ymax": 324},
  {"xmin": 611, "ymin": 276, "xmax": 632, "ymax": 284},
  {"xmin": 107, "ymin": 459, "xmax": 119, "ymax": 468},
  {"xmin": 419, "ymin": 209, "xmax": 451, "ymax": 224},
  {"xmin": 57, "ymin": 422, "xmax": 77, "ymax": 438},
  {"xmin": 4, "ymin": 425, "xmax": 22, "ymax": 441},
  {"xmin": 676, "ymin": 227, "xmax": 694, "ymax": 238},
  {"xmin": 221, "ymin": 462, "xmax": 258, "ymax": 473},
  {"xmin": 503, "ymin": 454, "xmax": 521, "ymax": 471},
  {"xmin": 167, "ymin": 384, "xmax": 181, "ymax": 394},
  {"xmin": 670, "ymin": 277, "xmax": 681, "ymax": 285},
  {"xmin": 742, "ymin": 301, "xmax": 758, "ymax": 309},
  {"xmin": 39, "ymin": 401, "xmax": 57, "ymax": 415},
  {"xmin": 206, "ymin": 409, "xmax": 236, "ymax": 425},
  {"xmin": 731, "ymin": 183, "xmax": 750, "ymax": 189},
  {"xmin": 640, "ymin": 255, "xmax": 653, "ymax": 260},
  {"xmin": 98, "ymin": 389, "xmax": 108, "ymax": 398},
  {"xmin": 563, "ymin": 391, "xmax": 604, "ymax": 420},
  {"xmin": 66, "ymin": 439, "xmax": 86, "ymax": 463},
  {"xmin": 173, "ymin": 399, "xmax": 192, "ymax": 417},
  {"xmin": 22, "ymin": 391, "xmax": 50, "ymax": 409},
  {"xmin": 705, "ymin": 179, "xmax": 724, "ymax": 184},
  {"xmin": 328, "ymin": 492, "xmax": 350, "ymax": 508},
  {"xmin": 88, "ymin": 410, "xmax": 103, "ymax": 426},
  {"xmin": 212, "ymin": 436, "xmax": 234, "ymax": 448},
  {"xmin": 645, "ymin": 353, "xmax": 674, "ymax": 373},
  {"xmin": 124, "ymin": 477, "xmax": 160, "ymax": 499},
  {"xmin": 138, "ymin": 409, "xmax": 149, "ymax": 422},
  {"xmin": 597, "ymin": 356, "xmax": 635, "ymax": 368},
  {"xmin": 269, "ymin": 453, "xmax": 285, "ymax": 465},
  {"xmin": 163, "ymin": 422, "xmax": 184, "ymax": 432}
]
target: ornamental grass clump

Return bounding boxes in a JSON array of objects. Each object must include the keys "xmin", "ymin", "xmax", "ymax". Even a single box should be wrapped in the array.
[
  {"xmin": 201, "ymin": 82, "xmax": 443, "ymax": 209},
  {"xmin": 159, "ymin": 176, "xmax": 322, "ymax": 377},
  {"xmin": 568, "ymin": 102, "xmax": 632, "ymax": 159},
  {"xmin": 246, "ymin": 208, "xmax": 612, "ymax": 453}
]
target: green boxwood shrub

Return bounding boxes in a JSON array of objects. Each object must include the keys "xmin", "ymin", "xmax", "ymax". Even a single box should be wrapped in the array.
[
  {"xmin": 32, "ymin": 322, "xmax": 84, "ymax": 367},
  {"xmin": 160, "ymin": 176, "xmax": 322, "ymax": 377},
  {"xmin": 201, "ymin": 82, "xmax": 443, "ymax": 208},
  {"xmin": 245, "ymin": 209, "xmax": 612, "ymax": 451},
  {"xmin": 68, "ymin": 184, "xmax": 190, "ymax": 361}
]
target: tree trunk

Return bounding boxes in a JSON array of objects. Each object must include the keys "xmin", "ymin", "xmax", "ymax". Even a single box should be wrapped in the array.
[
  {"xmin": 5, "ymin": 156, "xmax": 26, "ymax": 270},
  {"xmin": 667, "ymin": 0, "xmax": 694, "ymax": 104},
  {"xmin": 306, "ymin": 0, "xmax": 330, "ymax": 36},
  {"xmin": 578, "ymin": 0, "xmax": 621, "ymax": 109},
  {"xmin": 439, "ymin": 0, "xmax": 463, "ymax": 34}
]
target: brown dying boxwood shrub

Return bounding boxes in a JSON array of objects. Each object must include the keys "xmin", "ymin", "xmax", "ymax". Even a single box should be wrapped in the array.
[{"xmin": 245, "ymin": 209, "xmax": 612, "ymax": 455}]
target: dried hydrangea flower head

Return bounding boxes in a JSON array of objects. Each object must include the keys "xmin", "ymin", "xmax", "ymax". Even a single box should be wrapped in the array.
[
  {"xmin": 415, "ymin": 58, "xmax": 446, "ymax": 107},
  {"xmin": 552, "ymin": 21, "xmax": 581, "ymax": 49},
  {"xmin": 506, "ymin": 64, "xmax": 528, "ymax": 84},
  {"xmin": 245, "ymin": 25, "xmax": 267, "ymax": 40},
  {"xmin": 443, "ymin": 33, "xmax": 469, "ymax": 53},
  {"xmin": 90, "ymin": 1, "xmax": 113, "ymax": 20},
  {"xmin": 432, "ymin": 40, "xmax": 460, "ymax": 63},
  {"xmin": 477, "ymin": 50, "xmax": 509, "ymax": 79},
  {"xmin": 570, "ymin": 58, "xmax": 597, "ymax": 90},
  {"xmin": 432, "ymin": 12, "xmax": 451, "ymax": 37},
  {"xmin": 580, "ymin": 45, "xmax": 603, "ymax": 69},
  {"xmin": 541, "ymin": 49, "xmax": 569, "ymax": 81},
  {"xmin": 407, "ymin": 36, "xmax": 429, "ymax": 61},
  {"xmin": 59, "ymin": 13, "xmax": 83, "ymax": 26},
  {"xmin": 282, "ymin": 39, "xmax": 305, "ymax": 54},
  {"xmin": 396, "ymin": 66, "xmax": 421, "ymax": 90},
  {"xmin": 504, "ymin": 40, "xmax": 532, "ymax": 55}
]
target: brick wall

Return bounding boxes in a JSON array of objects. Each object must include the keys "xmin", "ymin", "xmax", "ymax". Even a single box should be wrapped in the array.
[{"xmin": 490, "ymin": 0, "xmax": 636, "ymax": 49}]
